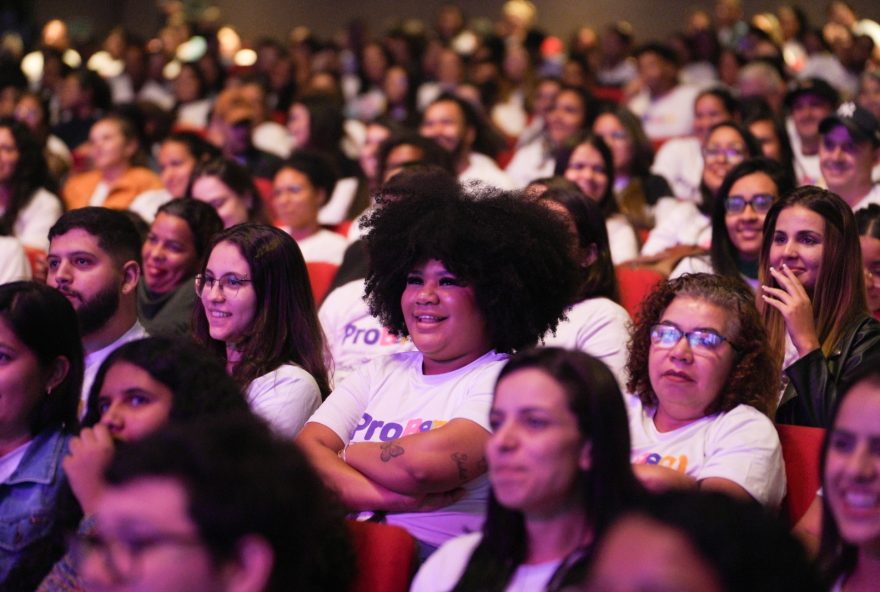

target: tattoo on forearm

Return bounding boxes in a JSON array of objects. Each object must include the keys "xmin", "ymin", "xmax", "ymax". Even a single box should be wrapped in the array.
[
  {"xmin": 451, "ymin": 452, "xmax": 468, "ymax": 481},
  {"xmin": 380, "ymin": 440, "xmax": 405, "ymax": 462}
]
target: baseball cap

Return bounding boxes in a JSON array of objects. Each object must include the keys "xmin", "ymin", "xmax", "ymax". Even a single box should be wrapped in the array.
[
  {"xmin": 784, "ymin": 77, "xmax": 839, "ymax": 109},
  {"xmin": 819, "ymin": 101, "xmax": 880, "ymax": 147}
]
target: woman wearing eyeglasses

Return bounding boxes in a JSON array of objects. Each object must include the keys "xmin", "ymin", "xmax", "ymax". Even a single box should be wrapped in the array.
[
  {"xmin": 670, "ymin": 158, "xmax": 795, "ymax": 292},
  {"xmin": 640, "ymin": 122, "xmax": 761, "ymax": 261},
  {"xmin": 625, "ymin": 273, "xmax": 785, "ymax": 507},
  {"xmin": 192, "ymin": 224, "xmax": 330, "ymax": 437},
  {"xmin": 761, "ymin": 187, "xmax": 880, "ymax": 428}
]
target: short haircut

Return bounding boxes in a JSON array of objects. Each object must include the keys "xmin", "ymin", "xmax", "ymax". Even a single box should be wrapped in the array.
[
  {"xmin": 363, "ymin": 184, "xmax": 581, "ymax": 353},
  {"xmin": 278, "ymin": 149, "xmax": 339, "ymax": 198},
  {"xmin": 156, "ymin": 198, "xmax": 224, "ymax": 262},
  {"xmin": 82, "ymin": 336, "xmax": 250, "ymax": 428},
  {"xmin": 105, "ymin": 414, "xmax": 356, "ymax": 591},
  {"xmin": 48, "ymin": 207, "xmax": 142, "ymax": 267},
  {"xmin": 0, "ymin": 281, "xmax": 83, "ymax": 435},
  {"xmin": 856, "ymin": 203, "xmax": 880, "ymax": 239},
  {"xmin": 376, "ymin": 132, "xmax": 455, "ymax": 181},
  {"xmin": 634, "ymin": 41, "xmax": 680, "ymax": 66},
  {"xmin": 626, "ymin": 273, "xmax": 777, "ymax": 417}
]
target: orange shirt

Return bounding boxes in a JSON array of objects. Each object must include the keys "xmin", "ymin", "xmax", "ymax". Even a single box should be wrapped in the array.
[{"xmin": 63, "ymin": 167, "xmax": 163, "ymax": 211}]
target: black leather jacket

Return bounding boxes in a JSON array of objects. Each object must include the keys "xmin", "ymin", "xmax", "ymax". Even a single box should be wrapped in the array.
[{"xmin": 776, "ymin": 313, "xmax": 880, "ymax": 428}]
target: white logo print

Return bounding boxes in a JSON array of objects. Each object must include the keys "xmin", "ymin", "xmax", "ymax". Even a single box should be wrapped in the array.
[{"xmin": 838, "ymin": 102, "xmax": 856, "ymax": 118}]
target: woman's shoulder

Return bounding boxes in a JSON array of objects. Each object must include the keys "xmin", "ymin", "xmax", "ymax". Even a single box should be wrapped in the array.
[
  {"xmin": 569, "ymin": 297, "xmax": 631, "ymax": 323},
  {"xmin": 411, "ymin": 532, "xmax": 483, "ymax": 592},
  {"xmin": 122, "ymin": 167, "xmax": 163, "ymax": 189}
]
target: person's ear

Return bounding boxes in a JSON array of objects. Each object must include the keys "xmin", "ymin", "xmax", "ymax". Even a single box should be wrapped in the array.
[
  {"xmin": 316, "ymin": 188, "xmax": 328, "ymax": 207},
  {"xmin": 582, "ymin": 243, "xmax": 599, "ymax": 268},
  {"xmin": 120, "ymin": 260, "xmax": 140, "ymax": 295},
  {"xmin": 46, "ymin": 356, "xmax": 70, "ymax": 394},
  {"xmin": 578, "ymin": 440, "xmax": 592, "ymax": 471},
  {"xmin": 224, "ymin": 535, "xmax": 275, "ymax": 592}
]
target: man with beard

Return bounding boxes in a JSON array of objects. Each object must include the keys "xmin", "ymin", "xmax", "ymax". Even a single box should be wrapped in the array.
[
  {"xmin": 47, "ymin": 207, "xmax": 146, "ymax": 411},
  {"xmin": 819, "ymin": 101, "xmax": 880, "ymax": 211},
  {"xmin": 419, "ymin": 93, "xmax": 514, "ymax": 190}
]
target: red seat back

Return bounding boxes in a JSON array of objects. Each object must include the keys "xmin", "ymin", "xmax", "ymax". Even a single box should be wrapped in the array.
[
  {"xmin": 306, "ymin": 261, "xmax": 339, "ymax": 305},
  {"xmin": 777, "ymin": 424, "xmax": 826, "ymax": 525},
  {"xmin": 615, "ymin": 265, "xmax": 666, "ymax": 320},
  {"xmin": 348, "ymin": 521, "xmax": 417, "ymax": 592}
]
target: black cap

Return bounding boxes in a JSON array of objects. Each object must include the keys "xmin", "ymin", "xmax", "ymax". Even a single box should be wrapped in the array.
[
  {"xmin": 784, "ymin": 77, "xmax": 839, "ymax": 109},
  {"xmin": 819, "ymin": 101, "xmax": 880, "ymax": 147}
]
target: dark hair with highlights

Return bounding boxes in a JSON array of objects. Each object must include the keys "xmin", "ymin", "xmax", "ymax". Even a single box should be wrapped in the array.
[
  {"xmin": 452, "ymin": 348, "xmax": 644, "ymax": 591},
  {"xmin": 363, "ymin": 185, "xmax": 580, "ymax": 354},
  {"xmin": 626, "ymin": 273, "xmax": 776, "ymax": 416}
]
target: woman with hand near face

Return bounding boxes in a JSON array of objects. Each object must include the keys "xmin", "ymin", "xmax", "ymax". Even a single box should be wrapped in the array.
[
  {"xmin": 37, "ymin": 336, "xmax": 251, "ymax": 591},
  {"xmin": 193, "ymin": 224, "xmax": 330, "ymax": 438},
  {"xmin": 761, "ymin": 187, "xmax": 880, "ymax": 428},
  {"xmin": 137, "ymin": 199, "xmax": 222, "ymax": 337},
  {"xmin": 671, "ymin": 158, "xmax": 794, "ymax": 291},
  {"xmin": 412, "ymin": 349, "xmax": 644, "ymax": 592},
  {"xmin": 297, "ymin": 186, "xmax": 579, "ymax": 558},
  {"xmin": 626, "ymin": 273, "xmax": 785, "ymax": 507},
  {"xmin": 818, "ymin": 359, "xmax": 880, "ymax": 592}
]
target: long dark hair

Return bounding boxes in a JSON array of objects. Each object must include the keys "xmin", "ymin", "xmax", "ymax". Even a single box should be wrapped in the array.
[
  {"xmin": 709, "ymin": 157, "xmax": 794, "ymax": 289},
  {"xmin": 557, "ymin": 133, "xmax": 619, "ymax": 220},
  {"xmin": 0, "ymin": 118, "xmax": 54, "ymax": 238},
  {"xmin": 192, "ymin": 224, "xmax": 331, "ymax": 397},
  {"xmin": 698, "ymin": 121, "xmax": 761, "ymax": 216},
  {"xmin": 452, "ymin": 348, "xmax": 644, "ymax": 591},
  {"xmin": 537, "ymin": 183, "xmax": 620, "ymax": 303}
]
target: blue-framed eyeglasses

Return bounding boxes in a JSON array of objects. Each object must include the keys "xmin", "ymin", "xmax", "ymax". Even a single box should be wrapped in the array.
[{"xmin": 649, "ymin": 323, "xmax": 737, "ymax": 352}]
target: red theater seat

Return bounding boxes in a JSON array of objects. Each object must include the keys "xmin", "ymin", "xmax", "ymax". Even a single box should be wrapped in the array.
[{"xmin": 348, "ymin": 520, "xmax": 417, "ymax": 592}]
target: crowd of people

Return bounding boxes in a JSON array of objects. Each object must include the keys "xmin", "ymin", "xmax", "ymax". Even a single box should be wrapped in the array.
[{"xmin": 2, "ymin": 0, "xmax": 880, "ymax": 590}]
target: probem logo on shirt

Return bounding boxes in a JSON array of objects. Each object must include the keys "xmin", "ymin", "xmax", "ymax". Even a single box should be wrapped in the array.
[
  {"xmin": 351, "ymin": 412, "xmax": 447, "ymax": 442},
  {"xmin": 342, "ymin": 323, "xmax": 406, "ymax": 346},
  {"xmin": 632, "ymin": 451, "xmax": 689, "ymax": 473}
]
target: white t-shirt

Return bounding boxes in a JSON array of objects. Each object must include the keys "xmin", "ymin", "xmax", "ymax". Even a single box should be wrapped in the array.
[
  {"xmin": 82, "ymin": 321, "xmax": 148, "ymax": 414},
  {"xmin": 787, "ymin": 117, "xmax": 824, "ymax": 187},
  {"xmin": 246, "ymin": 364, "xmax": 322, "ymax": 438},
  {"xmin": 318, "ymin": 279, "xmax": 415, "ymax": 386},
  {"xmin": 641, "ymin": 200, "xmax": 711, "ymax": 257},
  {"xmin": 0, "ymin": 237, "xmax": 31, "ymax": 283},
  {"xmin": 307, "ymin": 350, "xmax": 507, "ymax": 546},
  {"xmin": 628, "ymin": 396, "xmax": 786, "ymax": 508},
  {"xmin": 669, "ymin": 255, "xmax": 760, "ymax": 291},
  {"xmin": 504, "ymin": 138, "xmax": 555, "ymax": 189},
  {"xmin": 292, "ymin": 228, "xmax": 348, "ymax": 266},
  {"xmin": 543, "ymin": 297, "xmax": 631, "ymax": 389},
  {"xmin": 606, "ymin": 214, "xmax": 639, "ymax": 264},
  {"xmin": 627, "ymin": 85, "xmax": 700, "ymax": 140},
  {"xmin": 651, "ymin": 137, "xmax": 703, "ymax": 202},
  {"xmin": 461, "ymin": 152, "xmax": 516, "ymax": 191},
  {"xmin": 411, "ymin": 531, "xmax": 562, "ymax": 592},
  {"xmin": 849, "ymin": 184, "xmax": 880, "ymax": 212},
  {"xmin": 2, "ymin": 188, "xmax": 63, "ymax": 250},
  {"xmin": 318, "ymin": 177, "xmax": 360, "ymax": 226}
]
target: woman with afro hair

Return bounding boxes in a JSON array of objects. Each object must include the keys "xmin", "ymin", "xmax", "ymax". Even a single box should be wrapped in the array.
[{"xmin": 298, "ymin": 182, "xmax": 581, "ymax": 558}]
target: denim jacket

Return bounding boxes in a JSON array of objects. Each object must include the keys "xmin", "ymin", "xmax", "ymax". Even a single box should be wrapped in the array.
[{"xmin": 0, "ymin": 429, "xmax": 70, "ymax": 584}]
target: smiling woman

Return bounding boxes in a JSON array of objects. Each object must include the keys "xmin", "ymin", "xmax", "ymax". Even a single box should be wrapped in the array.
[
  {"xmin": 137, "ymin": 199, "xmax": 222, "ymax": 337},
  {"xmin": 760, "ymin": 186, "xmax": 880, "ymax": 427},
  {"xmin": 626, "ymin": 273, "xmax": 785, "ymax": 508},
  {"xmin": 297, "ymin": 184, "xmax": 580, "ymax": 557}
]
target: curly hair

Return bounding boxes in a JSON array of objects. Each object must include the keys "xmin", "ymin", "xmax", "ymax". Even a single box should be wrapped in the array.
[
  {"xmin": 626, "ymin": 273, "xmax": 777, "ymax": 417},
  {"xmin": 362, "ymin": 185, "xmax": 581, "ymax": 354}
]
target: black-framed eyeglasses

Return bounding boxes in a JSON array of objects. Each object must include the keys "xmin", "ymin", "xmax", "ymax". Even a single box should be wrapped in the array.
[
  {"xmin": 649, "ymin": 323, "xmax": 738, "ymax": 352},
  {"xmin": 194, "ymin": 273, "xmax": 252, "ymax": 297},
  {"xmin": 724, "ymin": 193, "xmax": 775, "ymax": 214},
  {"xmin": 71, "ymin": 531, "xmax": 204, "ymax": 586}
]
